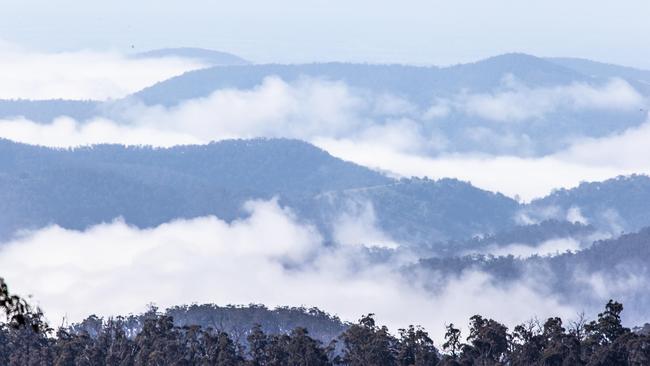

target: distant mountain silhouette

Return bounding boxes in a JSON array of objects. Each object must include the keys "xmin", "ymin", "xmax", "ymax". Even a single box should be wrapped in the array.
[
  {"xmin": 128, "ymin": 53, "xmax": 647, "ymax": 155},
  {"xmin": 0, "ymin": 138, "xmax": 389, "ymax": 239},
  {"xmin": 0, "ymin": 99, "xmax": 100, "ymax": 123},
  {"xmin": 0, "ymin": 138, "xmax": 522, "ymax": 248},
  {"xmin": 294, "ymin": 177, "xmax": 520, "ymax": 247},
  {"xmin": 416, "ymin": 227, "xmax": 650, "ymax": 322},
  {"xmin": 445, "ymin": 53, "xmax": 590, "ymax": 89},
  {"xmin": 0, "ymin": 137, "xmax": 529, "ymax": 249},
  {"xmin": 437, "ymin": 219, "xmax": 596, "ymax": 256},
  {"xmin": 133, "ymin": 53, "xmax": 589, "ymax": 107},
  {"xmin": 134, "ymin": 47, "xmax": 250, "ymax": 66},
  {"xmin": 527, "ymin": 175, "xmax": 650, "ymax": 235},
  {"xmin": 1, "ymin": 53, "xmax": 647, "ymax": 156},
  {"xmin": 2, "ymin": 138, "xmax": 650, "ymax": 255},
  {"xmin": 547, "ymin": 57, "xmax": 650, "ymax": 94}
]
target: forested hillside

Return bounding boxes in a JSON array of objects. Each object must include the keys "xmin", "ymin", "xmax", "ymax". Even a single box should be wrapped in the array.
[
  {"xmin": 0, "ymin": 138, "xmax": 389, "ymax": 239},
  {"xmin": 133, "ymin": 54, "xmax": 588, "ymax": 107},
  {"xmin": 415, "ymin": 228, "xmax": 650, "ymax": 321},
  {"xmin": 2, "ymin": 53, "xmax": 647, "ymax": 155},
  {"xmin": 69, "ymin": 304, "xmax": 349, "ymax": 346},
  {"xmin": 547, "ymin": 57, "xmax": 650, "ymax": 93},
  {"xmin": 2, "ymin": 137, "xmax": 650, "ymax": 257},
  {"xmin": 3, "ymin": 2, "xmax": 649, "ymax": 365},
  {"xmin": 1, "ymin": 278, "xmax": 649, "ymax": 365},
  {"xmin": 0, "ymin": 138, "xmax": 522, "ymax": 247},
  {"xmin": 528, "ymin": 175, "xmax": 650, "ymax": 234},
  {"xmin": 296, "ymin": 177, "xmax": 519, "ymax": 247},
  {"xmin": 436, "ymin": 220, "xmax": 597, "ymax": 256}
]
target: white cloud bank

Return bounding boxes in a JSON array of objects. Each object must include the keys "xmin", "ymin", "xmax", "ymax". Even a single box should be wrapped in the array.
[
  {"xmin": 457, "ymin": 76, "xmax": 644, "ymax": 122},
  {"xmin": 315, "ymin": 128, "xmax": 650, "ymax": 201},
  {"xmin": 470, "ymin": 238, "xmax": 582, "ymax": 258},
  {"xmin": 0, "ymin": 76, "xmax": 648, "ymax": 200},
  {"xmin": 0, "ymin": 199, "xmax": 578, "ymax": 341},
  {"xmin": 0, "ymin": 41, "xmax": 206, "ymax": 100}
]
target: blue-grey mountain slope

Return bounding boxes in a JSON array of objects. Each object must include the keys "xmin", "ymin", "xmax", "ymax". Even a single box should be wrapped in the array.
[
  {"xmin": 547, "ymin": 57, "xmax": 650, "ymax": 94},
  {"xmin": 3, "ymin": 138, "xmax": 650, "ymax": 257},
  {"xmin": 129, "ymin": 53, "xmax": 648, "ymax": 155},
  {"xmin": 0, "ymin": 99, "xmax": 100, "ymax": 123},
  {"xmin": 0, "ymin": 138, "xmax": 525, "ymax": 250},
  {"xmin": 437, "ymin": 220, "xmax": 597, "ymax": 257},
  {"xmin": 0, "ymin": 138, "xmax": 389, "ymax": 239},
  {"xmin": 415, "ymin": 227, "xmax": 650, "ymax": 323},
  {"xmin": 2, "ymin": 53, "xmax": 647, "ymax": 156},
  {"xmin": 133, "ymin": 53, "xmax": 588, "ymax": 107},
  {"xmin": 293, "ymin": 177, "xmax": 520, "ymax": 247},
  {"xmin": 526, "ymin": 175, "xmax": 650, "ymax": 235},
  {"xmin": 134, "ymin": 47, "xmax": 250, "ymax": 66}
]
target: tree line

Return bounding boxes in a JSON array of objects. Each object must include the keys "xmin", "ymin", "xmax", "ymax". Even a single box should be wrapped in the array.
[{"xmin": 2, "ymin": 278, "xmax": 650, "ymax": 365}]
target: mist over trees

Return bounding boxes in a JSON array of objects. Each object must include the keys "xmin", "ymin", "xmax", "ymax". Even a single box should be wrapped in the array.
[
  {"xmin": 413, "ymin": 227, "xmax": 650, "ymax": 321},
  {"xmin": 0, "ymin": 138, "xmax": 390, "ymax": 239},
  {"xmin": 2, "ymin": 137, "xmax": 650, "ymax": 330},
  {"xmin": 1, "ymin": 47, "xmax": 650, "ymax": 365},
  {"xmin": 3, "ymin": 137, "xmax": 650, "ymax": 253},
  {"xmin": 1, "ymin": 279, "xmax": 649, "ymax": 366},
  {"xmin": 2, "ymin": 53, "xmax": 648, "ymax": 155}
]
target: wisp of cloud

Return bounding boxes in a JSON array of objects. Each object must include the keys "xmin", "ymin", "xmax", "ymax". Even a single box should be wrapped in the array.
[{"xmin": 0, "ymin": 199, "xmax": 583, "ymax": 341}]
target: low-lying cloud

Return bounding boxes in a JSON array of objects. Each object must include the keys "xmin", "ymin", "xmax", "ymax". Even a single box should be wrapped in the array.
[
  {"xmin": 0, "ymin": 199, "xmax": 582, "ymax": 341},
  {"xmin": 0, "ymin": 76, "xmax": 648, "ymax": 200},
  {"xmin": 0, "ymin": 41, "xmax": 206, "ymax": 100},
  {"xmin": 471, "ymin": 238, "xmax": 582, "ymax": 258},
  {"xmin": 456, "ymin": 76, "xmax": 644, "ymax": 122},
  {"xmin": 332, "ymin": 201, "xmax": 400, "ymax": 249},
  {"xmin": 0, "ymin": 117, "xmax": 203, "ymax": 147},
  {"xmin": 315, "ymin": 134, "xmax": 650, "ymax": 201}
]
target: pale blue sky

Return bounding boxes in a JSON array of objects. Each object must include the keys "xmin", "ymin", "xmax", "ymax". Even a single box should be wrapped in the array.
[{"xmin": 2, "ymin": 0, "xmax": 650, "ymax": 67}]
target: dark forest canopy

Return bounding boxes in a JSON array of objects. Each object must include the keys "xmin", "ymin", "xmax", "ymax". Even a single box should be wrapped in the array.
[{"xmin": 1, "ymin": 282, "xmax": 649, "ymax": 366}]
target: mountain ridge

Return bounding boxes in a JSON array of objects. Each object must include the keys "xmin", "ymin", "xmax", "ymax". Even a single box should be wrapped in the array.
[
  {"xmin": 133, "ymin": 47, "xmax": 251, "ymax": 66},
  {"xmin": 2, "ymin": 137, "xmax": 650, "ymax": 255}
]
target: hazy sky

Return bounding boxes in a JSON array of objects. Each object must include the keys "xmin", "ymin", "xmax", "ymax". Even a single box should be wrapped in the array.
[{"xmin": 2, "ymin": 0, "xmax": 650, "ymax": 67}]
